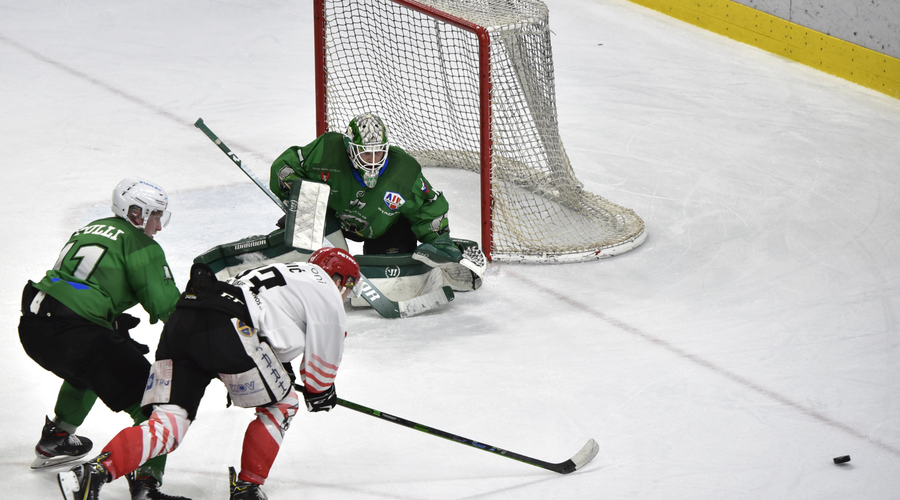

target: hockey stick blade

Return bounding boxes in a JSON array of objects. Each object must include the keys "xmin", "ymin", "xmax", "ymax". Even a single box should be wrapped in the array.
[
  {"xmin": 398, "ymin": 286, "xmax": 454, "ymax": 318},
  {"xmin": 337, "ymin": 398, "xmax": 598, "ymax": 475},
  {"xmin": 567, "ymin": 438, "xmax": 600, "ymax": 473}
]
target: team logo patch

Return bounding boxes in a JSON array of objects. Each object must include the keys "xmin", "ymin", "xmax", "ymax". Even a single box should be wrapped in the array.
[
  {"xmin": 320, "ymin": 172, "xmax": 330, "ymax": 182},
  {"xmin": 235, "ymin": 319, "xmax": 254, "ymax": 337},
  {"xmin": 421, "ymin": 180, "xmax": 430, "ymax": 194},
  {"xmin": 383, "ymin": 191, "xmax": 405, "ymax": 210}
]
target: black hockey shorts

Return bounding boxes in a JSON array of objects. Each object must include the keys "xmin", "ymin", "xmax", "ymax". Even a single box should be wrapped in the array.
[
  {"xmin": 152, "ymin": 307, "xmax": 258, "ymax": 420},
  {"xmin": 18, "ymin": 282, "xmax": 151, "ymax": 413}
]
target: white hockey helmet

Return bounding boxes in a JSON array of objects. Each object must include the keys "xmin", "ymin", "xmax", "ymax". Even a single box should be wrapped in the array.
[
  {"xmin": 111, "ymin": 177, "xmax": 171, "ymax": 229},
  {"xmin": 344, "ymin": 113, "xmax": 389, "ymax": 188}
]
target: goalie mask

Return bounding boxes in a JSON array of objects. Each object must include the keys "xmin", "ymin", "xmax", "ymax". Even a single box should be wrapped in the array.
[
  {"xmin": 345, "ymin": 113, "xmax": 389, "ymax": 188},
  {"xmin": 309, "ymin": 247, "xmax": 362, "ymax": 298},
  {"xmin": 111, "ymin": 177, "xmax": 172, "ymax": 231}
]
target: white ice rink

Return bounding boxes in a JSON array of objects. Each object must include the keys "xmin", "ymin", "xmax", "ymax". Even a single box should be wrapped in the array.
[{"xmin": 3, "ymin": 0, "xmax": 900, "ymax": 498}]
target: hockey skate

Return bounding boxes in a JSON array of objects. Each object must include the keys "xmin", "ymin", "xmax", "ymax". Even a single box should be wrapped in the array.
[
  {"xmin": 31, "ymin": 416, "xmax": 93, "ymax": 469},
  {"xmin": 57, "ymin": 452, "xmax": 110, "ymax": 500},
  {"xmin": 229, "ymin": 467, "xmax": 268, "ymax": 500},
  {"xmin": 126, "ymin": 471, "xmax": 193, "ymax": 500}
]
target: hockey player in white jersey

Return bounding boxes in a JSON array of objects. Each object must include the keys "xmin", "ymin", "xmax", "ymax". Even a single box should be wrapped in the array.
[{"xmin": 57, "ymin": 247, "xmax": 361, "ymax": 500}]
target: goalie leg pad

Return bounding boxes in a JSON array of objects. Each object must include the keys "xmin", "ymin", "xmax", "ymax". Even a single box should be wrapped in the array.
[{"xmin": 442, "ymin": 264, "xmax": 482, "ymax": 292}]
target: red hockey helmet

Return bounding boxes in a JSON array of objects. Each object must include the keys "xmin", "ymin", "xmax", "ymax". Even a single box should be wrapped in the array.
[{"xmin": 309, "ymin": 247, "xmax": 361, "ymax": 295}]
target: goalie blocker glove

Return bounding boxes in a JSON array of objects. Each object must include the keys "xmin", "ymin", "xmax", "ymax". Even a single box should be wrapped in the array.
[
  {"xmin": 412, "ymin": 233, "xmax": 463, "ymax": 267},
  {"xmin": 299, "ymin": 384, "xmax": 337, "ymax": 413}
]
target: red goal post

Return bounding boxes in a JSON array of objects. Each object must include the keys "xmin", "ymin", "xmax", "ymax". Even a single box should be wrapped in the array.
[{"xmin": 313, "ymin": 0, "xmax": 646, "ymax": 263}]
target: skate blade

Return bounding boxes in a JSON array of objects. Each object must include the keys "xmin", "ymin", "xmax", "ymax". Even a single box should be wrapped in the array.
[
  {"xmin": 57, "ymin": 470, "xmax": 81, "ymax": 500},
  {"xmin": 32, "ymin": 452, "xmax": 87, "ymax": 469}
]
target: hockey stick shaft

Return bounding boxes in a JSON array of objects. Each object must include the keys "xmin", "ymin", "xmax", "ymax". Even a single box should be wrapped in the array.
[
  {"xmin": 336, "ymin": 398, "xmax": 598, "ymax": 474},
  {"xmin": 194, "ymin": 118, "xmax": 286, "ymax": 212}
]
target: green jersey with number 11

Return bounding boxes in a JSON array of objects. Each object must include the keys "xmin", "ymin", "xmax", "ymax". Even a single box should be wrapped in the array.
[{"xmin": 33, "ymin": 216, "xmax": 180, "ymax": 329}]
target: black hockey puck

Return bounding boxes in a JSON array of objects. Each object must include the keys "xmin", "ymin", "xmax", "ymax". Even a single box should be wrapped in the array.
[{"xmin": 833, "ymin": 455, "xmax": 851, "ymax": 464}]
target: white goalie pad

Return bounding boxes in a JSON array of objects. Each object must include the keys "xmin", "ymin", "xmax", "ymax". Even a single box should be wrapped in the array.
[
  {"xmin": 349, "ymin": 264, "xmax": 445, "ymax": 308},
  {"xmin": 441, "ymin": 264, "xmax": 482, "ymax": 292}
]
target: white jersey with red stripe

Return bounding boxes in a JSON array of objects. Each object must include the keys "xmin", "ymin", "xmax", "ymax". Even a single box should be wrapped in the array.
[{"xmin": 227, "ymin": 262, "xmax": 347, "ymax": 393}]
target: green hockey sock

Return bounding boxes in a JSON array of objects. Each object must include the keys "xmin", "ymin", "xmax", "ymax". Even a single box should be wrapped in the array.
[{"xmin": 53, "ymin": 381, "xmax": 98, "ymax": 431}]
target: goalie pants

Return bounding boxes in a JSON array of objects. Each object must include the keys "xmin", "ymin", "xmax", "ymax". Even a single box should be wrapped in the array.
[
  {"xmin": 100, "ymin": 306, "xmax": 300, "ymax": 485},
  {"xmin": 343, "ymin": 215, "xmax": 418, "ymax": 255},
  {"xmin": 18, "ymin": 282, "xmax": 150, "ymax": 413}
]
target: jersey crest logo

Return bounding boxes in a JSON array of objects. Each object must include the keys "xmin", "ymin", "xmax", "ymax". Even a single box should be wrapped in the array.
[
  {"xmin": 383, "ymin": 191, "xmax": 405, "ymax": 210},
  {"xmin": 234, "ymin": 319, "xmax": 254, "ymax": 337},
  {"xmin": 320, "ymin": 173, "xmax": 330, "ymax": 182}
]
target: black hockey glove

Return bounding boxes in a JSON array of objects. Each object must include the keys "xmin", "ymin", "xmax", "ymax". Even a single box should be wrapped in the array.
[
  {"xmin": 113, "ymin": 313, "xmax": 149, "ymax": 354},
  {"xmin": 283, "ymin": 362, "xmax": 297, "ymax": 386},
  {"xmin": 300, "ymin": 384, "xmax": 337, "ymax": 413},
  {"xmin": 186, "ymin": 262, "xmax": 217, "ymax": 295}
]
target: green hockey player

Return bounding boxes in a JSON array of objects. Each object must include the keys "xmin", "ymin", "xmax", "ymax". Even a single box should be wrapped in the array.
[
  {"xmin": 269, "ymin": 112, "xmax": 465, "ymax": 261},
  {"xmin": 18, "ymin": 177, "xmax": 188, "ymax": 500}
]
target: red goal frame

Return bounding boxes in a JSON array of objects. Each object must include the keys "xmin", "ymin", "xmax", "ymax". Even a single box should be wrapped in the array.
[{"xmin": 313, "ymin": 0, "xmax": 497, "ymax": 261}]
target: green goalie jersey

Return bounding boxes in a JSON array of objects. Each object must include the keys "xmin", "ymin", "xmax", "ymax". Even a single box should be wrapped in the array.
[
  {"xmin": 269, "ymin": 131, "xmax": 450, "ymax": 244},
  {"xmin": 32, "ymin": 216, "xmax": 180, "ymax": 329}
]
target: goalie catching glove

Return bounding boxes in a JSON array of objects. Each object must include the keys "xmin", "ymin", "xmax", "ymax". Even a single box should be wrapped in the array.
[
  {"xmin": 413, "ymin": 235, "xmax": 487, "ymax": 283},
  {"xmin": 298, "ymin": 384, "xmax": 337, "ymax": 413}
]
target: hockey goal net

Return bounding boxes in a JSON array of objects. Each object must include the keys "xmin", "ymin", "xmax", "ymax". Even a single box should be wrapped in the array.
[{"xmin": 314, "ymin": 0, "xmax": 646, "ymax": 263}]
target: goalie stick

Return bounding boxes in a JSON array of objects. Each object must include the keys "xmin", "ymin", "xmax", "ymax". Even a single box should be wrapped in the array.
[
  {"xmin": 193, "ymin": 118, "xmax": 451, "ymax": 319},
  {"xmin": 194, "ymin": 118, "xmax": 284, "ymax": 209},
  {"xmin": 337, "ymin": 398, "xmax": 599, "ymax": 474}
]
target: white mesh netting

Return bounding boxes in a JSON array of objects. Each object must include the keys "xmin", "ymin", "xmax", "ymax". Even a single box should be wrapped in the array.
[{"xmin": 319, "ymin": 0, "xmax": 646, "ymax": 262}]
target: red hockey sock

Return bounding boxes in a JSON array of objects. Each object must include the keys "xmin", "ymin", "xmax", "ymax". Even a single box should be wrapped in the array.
[
  {"xmin": 101, "ymin": 426, "xmax": 145, "ymax": 480},
  {"xmin": 239, "ymin": 418, "xmax": 278, "ymax": 484}
]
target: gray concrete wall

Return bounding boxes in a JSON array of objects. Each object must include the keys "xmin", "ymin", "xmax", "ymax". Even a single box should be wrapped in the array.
[{"xmin": 732, "ymin": 0, "xmax": 900, "ymax": 59}]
